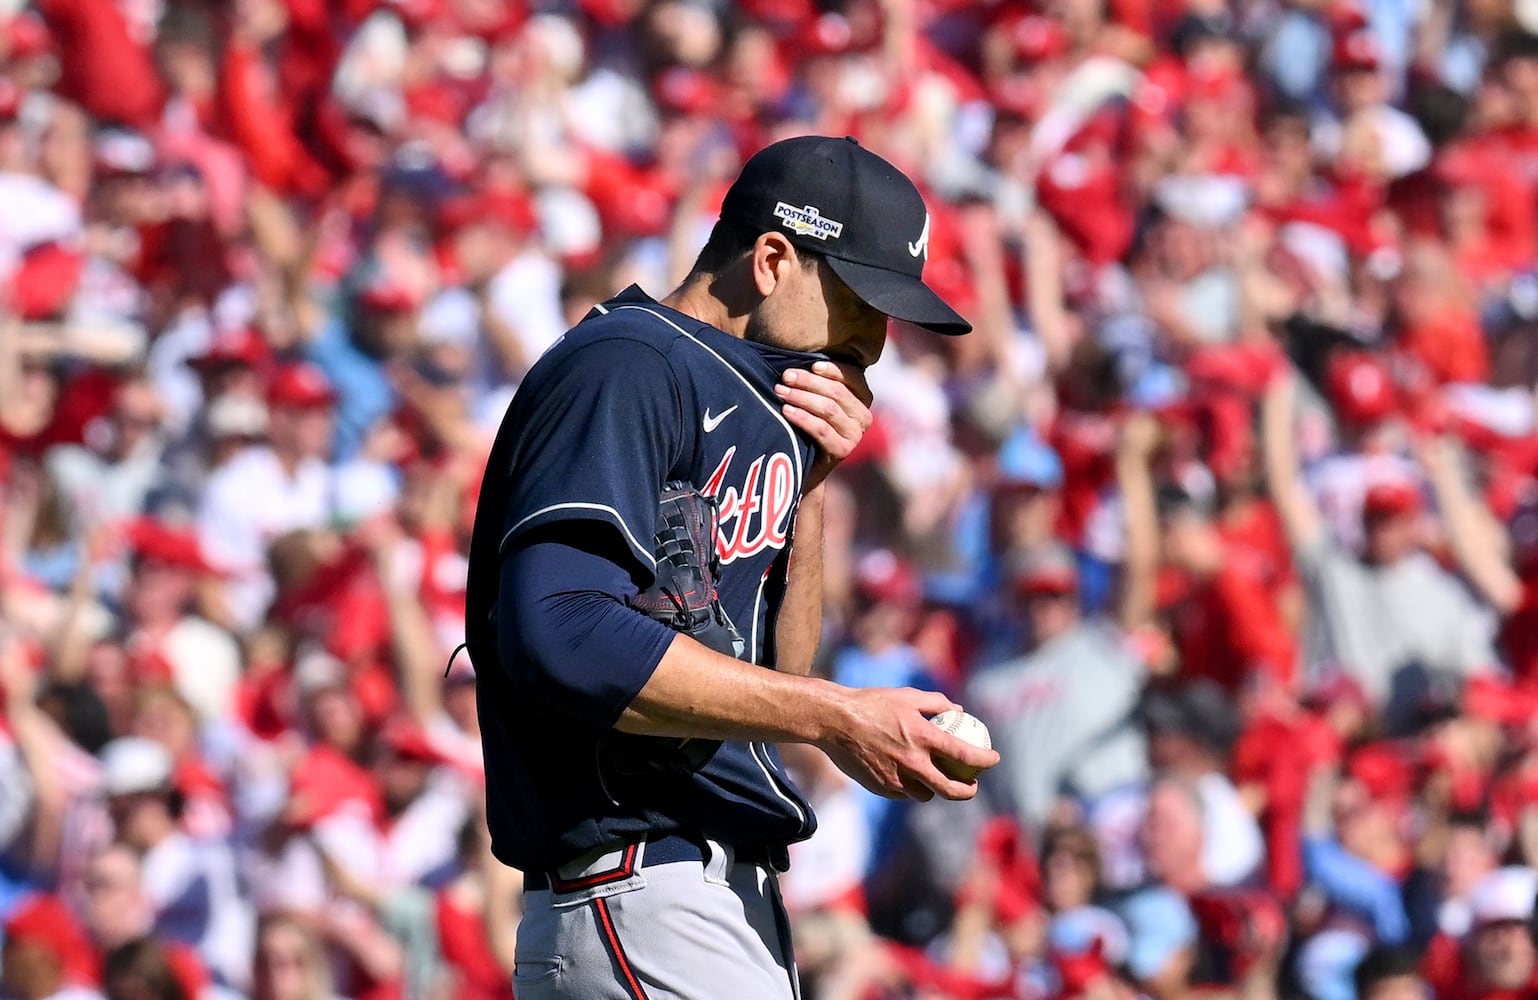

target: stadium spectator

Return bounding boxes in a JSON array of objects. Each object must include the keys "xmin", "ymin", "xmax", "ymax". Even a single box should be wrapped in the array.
[
  {"xmin": 94, "ymin": 738, "xmax": 251, "ymax": 990},
  {"xmin": 1136, "ymin": 775, "xmax": 1287, "ymax": 998},
  {"xmin": 247, "ymin": 916, "xmax": 342, "ymax": 1000},
  {"xmin": 966, "ymin": 541, "xmax": 1148, "ymax": 835},
  {"xmin": 1139, "ymin": 683, "xmax": 1266, "ymax": 888},
  {"xmin": 1264, "ymin": 369, "xmax": 1498, "ymax": 731},
  {"xmin": 1, "ymin": 893, "xmax": 102, "ymax": 1000},
  {"xmin": 1354, "ymin": 946, "xmax": 1431, "ymax": 1000}
]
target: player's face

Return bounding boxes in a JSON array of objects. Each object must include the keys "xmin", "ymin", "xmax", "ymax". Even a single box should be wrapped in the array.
[{"xmin": 746, "ymin": 248, "xmax": 888, "ymax": 371}]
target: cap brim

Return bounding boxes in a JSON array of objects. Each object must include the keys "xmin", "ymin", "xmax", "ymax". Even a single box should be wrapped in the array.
[{"xmin": 824, "ymin": 255, "xmax": 972, "ymax": 335}]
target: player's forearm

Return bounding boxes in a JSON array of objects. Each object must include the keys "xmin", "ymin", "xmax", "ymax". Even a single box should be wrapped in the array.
[
  {"xmin": 773, "ymin": 485, "xmax": 826, "ymax": 677},
  {"xmin": 615, "ymin": 632, "xmax": 851, "ymax": 745}
]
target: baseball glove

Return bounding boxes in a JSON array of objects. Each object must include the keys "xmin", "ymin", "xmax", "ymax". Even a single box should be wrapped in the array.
[
  {"xmin": 596, "ymin": 481, "xmax": 744, "ymax": 804},
  {"xmin": 628, "ymin": 481, "xmax": 746, "ymax": 660}
]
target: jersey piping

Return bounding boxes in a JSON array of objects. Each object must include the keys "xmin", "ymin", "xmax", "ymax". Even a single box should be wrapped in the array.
[{"xmin": 499, "ymin": 501, "xmax": 657, "ymax": 570}]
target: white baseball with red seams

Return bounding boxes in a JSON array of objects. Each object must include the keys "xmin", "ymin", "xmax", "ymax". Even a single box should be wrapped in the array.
[{"xmin": 929, "ymin": 710, "xmax": 992, "ymax": 783}]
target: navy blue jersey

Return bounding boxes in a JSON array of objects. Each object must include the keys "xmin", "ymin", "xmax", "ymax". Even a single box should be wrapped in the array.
[{"xmin": 466, "ymin": 286, "xmax": 825, "ymax": 873}]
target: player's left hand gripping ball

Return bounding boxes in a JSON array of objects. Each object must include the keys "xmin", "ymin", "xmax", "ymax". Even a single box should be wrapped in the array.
[{"xmin": 929, "ymin": 710, "xmax": 993, "ymax": 783}]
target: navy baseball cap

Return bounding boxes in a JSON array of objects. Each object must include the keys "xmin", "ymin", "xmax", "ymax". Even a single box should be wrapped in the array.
[{"xmin": 718, "ymin": 135, "xmax": 972, "ymax": 335}]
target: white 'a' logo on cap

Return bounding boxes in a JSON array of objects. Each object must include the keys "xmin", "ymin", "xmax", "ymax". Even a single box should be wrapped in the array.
[{"xmin": 908, "ymin": 213, "xmax": 931, "ymax": 260}]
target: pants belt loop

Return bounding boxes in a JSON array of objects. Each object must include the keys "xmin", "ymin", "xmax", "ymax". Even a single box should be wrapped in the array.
[{"xmin": 703, "ymin": 837, "xmax": 733, "ymax": 882}]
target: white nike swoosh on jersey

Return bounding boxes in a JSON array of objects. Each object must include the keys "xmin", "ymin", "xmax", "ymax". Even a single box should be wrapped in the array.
[{"xmin": 703, "ymin": 405, "xmax": 738, "ymax": 432}]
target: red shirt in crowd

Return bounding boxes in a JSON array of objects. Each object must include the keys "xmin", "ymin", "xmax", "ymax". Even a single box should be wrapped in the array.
[
  {"xmin": 1232, "ymin": 709, "xmax": 1339, "ymax": 900},
  {"xmin": 1049, "ymin": 407, "xmax": 1121, "ymax": 548},
  {"xmin": 435, "ymin": 890, "xmax": 514, "ymax": 1000},
  {"xmin": 1398, "ymin": 308, "xmax": 1490, "ymax": 387},
  {"xmin": 1423, "ymin": 932, "xmax": 1538, "ymax": 1000},
  {"xmin": 1498, "ymin": 581, "xmax": 1538, "ymax": 689},
  {"xmin": 1167, "ymin": 553, "xmax": 1298, "ymax": 693},
  {"xmin": 37, "ymin": 0, "xmax": 163, "ymax": 127}
]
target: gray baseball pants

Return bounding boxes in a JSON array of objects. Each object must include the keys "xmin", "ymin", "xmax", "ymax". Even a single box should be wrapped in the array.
[{"xmin": 513, "ymin": 838, "xmax": 801, "ymax": 1000}]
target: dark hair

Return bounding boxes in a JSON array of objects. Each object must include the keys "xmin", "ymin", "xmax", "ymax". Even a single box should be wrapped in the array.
[
  {"xmin": 689, "ymin": 219, "xmax": 758, "ymax": 275},
  {"xmin": 1258, "ymin": 97, "xmax": 1311, "ymax": 136},
  {"xmin": 1353, "ymin": 946, "xmax": 1421, "ymax": 999},
  {"xmin": 1447, "ymin": 809, "xmax": 1492, "ymax": 832},
  {"xmin": 1406, "ymin": 78, "xmax": 1470, "ymax": 148},
  {"xmin": 1041, "ymin": 824, "xmax": 1103, "ymax": 886},
  {"xmin": 1156, "ymin": 484, "xmax": 1212, "ymax": 523},
  {"xmin": 103, "ymin": 937, "xmax": 190, "ymax": 1000},
  {"xmin": 687, "ymin": 218, "xmax": 821, "ymax": 277},
  {"xmin": 455, "ymin": 813, "xmax": 484, "ymax": 865},
  {"xmin": 1493, "ymin": 30, "xmax": 1538, "ymax": 70},
  {"xmin": 1140, "ymin": 680, "xmax": 1240, "ymax": 757},
  {"xmin": 37, "ymin": 681, "xmax": 113, "ymax": 755}
]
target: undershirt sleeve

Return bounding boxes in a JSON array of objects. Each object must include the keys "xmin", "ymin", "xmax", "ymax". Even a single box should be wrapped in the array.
[{"xmin": 497, "ymin": 527, "xmax": 677, "ymax": 729}]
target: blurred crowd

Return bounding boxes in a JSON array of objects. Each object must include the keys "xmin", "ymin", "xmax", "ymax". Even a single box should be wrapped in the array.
[{"xmin": 3, "ymin": 0, "xmax": 1538, "ymax": 997}]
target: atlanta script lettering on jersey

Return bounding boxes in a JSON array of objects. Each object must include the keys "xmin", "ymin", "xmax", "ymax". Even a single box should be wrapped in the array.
[{"xmin": 701, "ymin": 446, "xmax": 798, "ymax": 564}]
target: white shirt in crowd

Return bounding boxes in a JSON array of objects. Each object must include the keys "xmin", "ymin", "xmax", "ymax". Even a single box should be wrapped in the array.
[
  {"xmin": 1090, "ymin": 774, "xmax": 1266, "ymax": 891},
  {"xmin": 421, "ymin": 251, "xmax": 566, "ymax": 392},
  {"xmin": 48, "ymin": 441, "xmax": 165, "ymax": 528},
  {"xmin": 154, "ymin": 617, "xmax": 242, "ymax": 725},
  {"xmin": 1196, "ymin": 772, "xmax": 1267, "ymax": 887},
  {"xmin": 0, "ymin": 737, "xmax": 32, "ymax": 860},
  {"xmin": 782, "ymin": 771, "xmax": 871, "ymax": 914},
  {"xmin": 141, "ymin": 831, "xmax": 254, "ymax": 990},
  {"xmin": 377, "ymin": 772, "xmax": 470, "ymax": 888},
  {"xmin": 966, "ymin": 621, "xmax": 1149, "ymax": 832},
  {"xmin": 1298, "ymin": 542, "xmax": 1496, "ymax": 709},
  {"xmin": 197, "ymin": 447, "xmax": 334, "ymax": 630},
  {"xmin": 0, "ymin": 171, "xmax": 80, "ymax": 275}
]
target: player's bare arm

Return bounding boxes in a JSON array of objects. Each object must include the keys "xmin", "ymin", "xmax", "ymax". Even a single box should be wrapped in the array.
[
  {"xmin": 773, "ymin": 359, "xmax": 869, "ymax": 675},
  {"xmin": 614, "ymin": 631, "xmax": 998, "ymax": 801},
  {"xmin": 773, "ymin": 484, "xmax": 824, "ymax": 677}
]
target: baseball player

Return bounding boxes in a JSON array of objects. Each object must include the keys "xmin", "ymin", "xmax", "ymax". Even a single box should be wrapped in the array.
[{"xmin": 463, "ymin": 135, "xmax": 997, "ymax": 1000}]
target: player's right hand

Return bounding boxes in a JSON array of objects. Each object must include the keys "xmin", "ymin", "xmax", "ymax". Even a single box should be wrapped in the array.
[
  {"xmin": 777, "ymin": 361, "xmax": 873, "ymax": 494},
  {"xmin": 816, "ymin": 687, "xmax": 999, "ymax": 802}
]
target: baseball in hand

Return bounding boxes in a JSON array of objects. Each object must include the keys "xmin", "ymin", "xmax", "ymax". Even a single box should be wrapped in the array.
[{"xmin": 930, "ymin": 710, "xmax": 992, "ymax": 783}]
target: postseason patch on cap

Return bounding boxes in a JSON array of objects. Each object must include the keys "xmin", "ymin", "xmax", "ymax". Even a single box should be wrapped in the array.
[{"xmin": 774, "ymin": 201, "xmax": 844, "ymax": 241}]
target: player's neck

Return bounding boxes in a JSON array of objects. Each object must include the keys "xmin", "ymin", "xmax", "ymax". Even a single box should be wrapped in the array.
[{"xmin": 661, "ymin": 274, "xmax": 751, "ymax": 340}]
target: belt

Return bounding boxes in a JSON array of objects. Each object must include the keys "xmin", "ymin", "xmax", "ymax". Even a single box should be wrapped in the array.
[{"xmin": 524, "ymin": 833, "xmax": 789, "ymax": 892}]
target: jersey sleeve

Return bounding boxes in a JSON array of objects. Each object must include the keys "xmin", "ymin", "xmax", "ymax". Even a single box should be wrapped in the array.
[{"xmin": 497, "ymin": 338, "xmax": 684, "ymax": 583}]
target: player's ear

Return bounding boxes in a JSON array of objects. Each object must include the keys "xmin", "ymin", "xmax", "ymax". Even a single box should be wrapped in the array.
[{"xmin": 749, "ymin": 232, "xmax": 797, "ymax": 299}]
